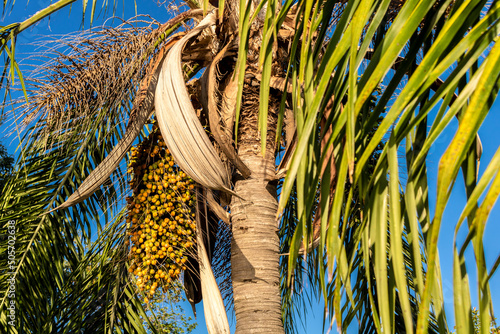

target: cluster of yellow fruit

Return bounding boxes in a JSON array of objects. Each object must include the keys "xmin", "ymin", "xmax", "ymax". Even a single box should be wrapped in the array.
[{"xmin": 126, "ymin": 122, "xmax": 197, "ymax": 302}]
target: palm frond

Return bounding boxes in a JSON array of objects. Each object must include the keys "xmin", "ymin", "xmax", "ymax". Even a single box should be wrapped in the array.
[
  {"xmin": 0, "ymin": 0, "xmax": 143, "ymax": 113},
  {"xmin": 194, "ymin": 188, "xmax": 231, "ymax": 334},
  {"xmin": 155, "ymin": 10, "xmax": 234, "ymax": 194},
  {"xmin": 0, "ymin": 13, "xmax": 206, "ymax": 333},
  {"xmin": 0, "ymin": 110, "xmax": 151, "ymax": 332},
  {"xmin": 260, "ymin": 0, "xmax": 500, "ymax": 332}
]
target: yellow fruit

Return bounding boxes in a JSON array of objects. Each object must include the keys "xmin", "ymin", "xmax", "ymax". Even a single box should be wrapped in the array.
[{"xmin": 126, "ymin": 119, "xmax": 198, "ymax": 291}]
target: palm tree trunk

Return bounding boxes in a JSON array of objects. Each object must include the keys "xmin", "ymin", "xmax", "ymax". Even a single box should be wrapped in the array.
[
  {"xmin": 230, "ymin": 81, "xmax": 284, "ymax": 333},
  {"xmin": 231, "ymin": 154, "xmax": 283, "ymax": 334}
]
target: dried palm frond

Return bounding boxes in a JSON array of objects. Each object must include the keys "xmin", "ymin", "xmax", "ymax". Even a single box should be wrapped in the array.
[
  {"xmin": 14, "ymin": 10, "xmax": 204, "ymax": 144},
  {"xmin": 155, "ymin": 10, "xmax": 233, "ymax": 193},
  {"xmin": 16, "ymin": 10, "xmax": 204, "ymax": 213},
  {"xmin": 211, "ymin": 206, "xmax": 234, "ymax": 312},
  {"xmin": 195, "ymin": 188, "xmax": 231, "ymax": 334},
  {"xmin": 183, "ymin": 187, "xmax": 233, "ymax": 317},
  {"xmin": 206, "ymin": 37, "xmax": 251, "ymax": 178},
  {"xmin": 43, "ymin": 36, "xmax": 180, "ymax": 214},
  {"xmin": 18, "ymin": 19, "xmax": 160, "ymax": 144},
  {"xmin": 206, "ymin": 189, "xmax": 231, "ymax": 224}
]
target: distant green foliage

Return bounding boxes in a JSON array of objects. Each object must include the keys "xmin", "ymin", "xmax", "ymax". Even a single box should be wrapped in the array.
[
  {"xmin": 0, "ymin": 142, "xmax": 13, "ymax": 174},
  {"xmin": 0, "ymin": 118, "xmax": 13, "ymax": 194},
  {"xmin": 142, "ymin": 280, "xmax": 197, "ymax": 333}
]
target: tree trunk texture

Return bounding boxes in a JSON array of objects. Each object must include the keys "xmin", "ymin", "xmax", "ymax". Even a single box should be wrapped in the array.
[{"xmin": 230, "ymin": 79, "xmax": 284, "ymax": 333}]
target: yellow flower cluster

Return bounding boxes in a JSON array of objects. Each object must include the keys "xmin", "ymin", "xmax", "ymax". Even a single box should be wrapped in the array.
[{"xmin": 126, "ymin": 122, "xmax": 196, "ymax": 302}]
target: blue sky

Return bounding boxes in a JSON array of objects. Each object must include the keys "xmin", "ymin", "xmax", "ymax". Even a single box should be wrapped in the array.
[{"xmin": 1, "ymin": 1, "xmax": 499, "ymax": 333}]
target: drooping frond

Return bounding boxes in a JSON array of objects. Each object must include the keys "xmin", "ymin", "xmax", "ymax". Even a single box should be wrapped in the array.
[
  {"xmin": 155, "ymin": 10, "xmax": 234, "ymax": 194},
  {"xmin": 0, "ymin": 106, "xmax": 154, "ymax": 331},
  {"xmin": 244, "ymin": 0, "xmax": 500, "ymax": 332},
  {"xmin": 0, "ymin": 12, "xmax": 207, "ymax": 332},
  {"xmin": 0, "ymin": 0, "xmax": 163, "ymax": 113},
  {"xmin": 18, "ymin": 16, "xmax": 184, "ymax": 144},
  {"xmin": 13, "ymin": 10, "xmax": 204, "ymax": 215},
  {"xmin": 194, "ymin": 187, "xmax": 231, "ymax": 333},
  {"xmin": 0, "ymin": 0, "xmax": 77, "ymax": 108}
]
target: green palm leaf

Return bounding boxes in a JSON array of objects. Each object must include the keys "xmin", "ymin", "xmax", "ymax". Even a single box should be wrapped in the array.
[
  {"xmin": 0, "ymin": 15, "xmax": 199, "ymax": 333},
  {"xmin": 270, "ymin": 0, "xmax": 500, "ymax": 332}
]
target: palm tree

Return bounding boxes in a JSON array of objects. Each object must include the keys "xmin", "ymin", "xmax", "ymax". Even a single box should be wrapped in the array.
[{"xmin": 0, "ymin": 0, "xmax": 499, "ymax": 333}]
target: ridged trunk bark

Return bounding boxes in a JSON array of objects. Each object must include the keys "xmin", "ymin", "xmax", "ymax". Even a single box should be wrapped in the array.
[
  {"xmin": 230, "ymin": 80, "xmax": 284, "ymax": 333},
  {"xmin": 230, "ymin": 153, "xmax": 283, "ymax": 334}
]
